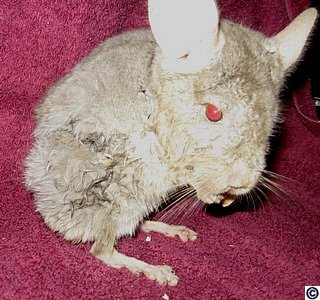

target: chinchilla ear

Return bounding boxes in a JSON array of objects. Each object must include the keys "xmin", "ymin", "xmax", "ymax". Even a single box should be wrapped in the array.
[
  {"xmin": 269, "ymin": 8, "xmax": 318, "ymax": 70},
  {"xmin": 148, "ymin": 0, "xmax": 224, "ymax": 73}
]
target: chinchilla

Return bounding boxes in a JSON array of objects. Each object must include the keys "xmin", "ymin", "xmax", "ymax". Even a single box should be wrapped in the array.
[{"xmin": 25, "ymin": 0, "xmax": 317, "ymax": 285}]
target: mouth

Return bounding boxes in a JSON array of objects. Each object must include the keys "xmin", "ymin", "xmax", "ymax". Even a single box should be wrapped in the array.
[{"xmin": 197, "ymin": 191, "xmax": 237, "ymax": 207}]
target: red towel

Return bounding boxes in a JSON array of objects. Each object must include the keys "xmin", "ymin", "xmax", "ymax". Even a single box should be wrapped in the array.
[{"xmin": 1, "ymin": 0, "xmax": 319, "ymax": 299}]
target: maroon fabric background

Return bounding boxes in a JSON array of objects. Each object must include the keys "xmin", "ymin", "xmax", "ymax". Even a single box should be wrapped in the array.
[{"xmin": 0, "ymin": 1, "xmax": 319, "ymax": 299}]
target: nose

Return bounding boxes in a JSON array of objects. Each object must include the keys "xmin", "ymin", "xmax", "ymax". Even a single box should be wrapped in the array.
[
  {"xmin": 227, "ymin": 161, "xmax": 250, "ymax": 189},
  {"xmin": 227, "ymin": 173, "xmax": 249, "ymax": 189}
]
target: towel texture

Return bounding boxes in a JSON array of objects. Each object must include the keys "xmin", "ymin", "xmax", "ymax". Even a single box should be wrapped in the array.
[{"xmin": 0, "ymin": 0, "xmax": 319, "ymax": 299}]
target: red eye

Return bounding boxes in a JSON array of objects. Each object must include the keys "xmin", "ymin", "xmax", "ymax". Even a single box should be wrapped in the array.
[{"xmin": 205, "ymin": 104, "xmax": 222, "ymax": 122}]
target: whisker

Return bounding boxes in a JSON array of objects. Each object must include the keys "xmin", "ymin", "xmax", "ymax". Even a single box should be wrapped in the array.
[
  {"xmin": 248, "ymin": 190, "xmax": 256, "ymax": 211},
  {"xmin": 162, "ymin": 198, "xmax": 195, "ymax": 223},
  {"xmin": 170, "ymin": 185, "xmax": 195, "ymax": 198},
  {"xmin": 260, "ymin": 177, "xmax": 290, "ymax": 200},
  {"xmin": 253, "ymin": 186, "xmax": 269, "ymax": 212},
  {"xmin": 180, "ymin": 199, "xmax": 203, "ymax": 223},
  {"xmin": 175, "ymin": 200, "xmax": 196, "ymax": 222},
  {"xmin": 163, "ymin": 186, "xmax": 195, "ymax": 205},
  {"xmin": 157, "ymin": 188, "xmax": 197, "ymax": 222},
  {"xmin": 261, "ymin": 169, "xmax": 300, "ymax": 185}
]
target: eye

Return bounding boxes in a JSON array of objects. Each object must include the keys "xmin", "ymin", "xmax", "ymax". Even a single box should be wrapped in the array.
[{"xmin": 205, "ymin": 103, "xmax": 223, "ymax": 122}]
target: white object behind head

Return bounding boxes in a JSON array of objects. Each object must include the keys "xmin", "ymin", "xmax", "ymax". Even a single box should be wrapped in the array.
[{"xmin": 148, "ymin": 0, "xmax": 224, "ymax": 73}]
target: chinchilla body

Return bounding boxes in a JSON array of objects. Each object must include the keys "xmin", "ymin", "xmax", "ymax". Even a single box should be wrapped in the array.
[
  {"xmin": 24, "ymin": 18, "xmax": 307, "ymax": 241},
  {"xmin": 24, "ymin": 0, "xmax": 317, "ymax": 285}
]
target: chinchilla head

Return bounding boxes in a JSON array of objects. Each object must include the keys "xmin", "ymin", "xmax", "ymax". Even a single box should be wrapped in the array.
[{"xmin": 148, "ymin": 0, "xmax": 317, "ymax": 203}]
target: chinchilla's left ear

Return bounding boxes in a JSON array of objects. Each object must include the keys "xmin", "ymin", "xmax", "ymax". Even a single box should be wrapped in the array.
[
  {"xmin": 148, "ymin": 0, "xmax": 224, "ymax": 73},
  {"xmin": 269, "ymin": 8, "xmax": 318, "ymax": 70}
]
